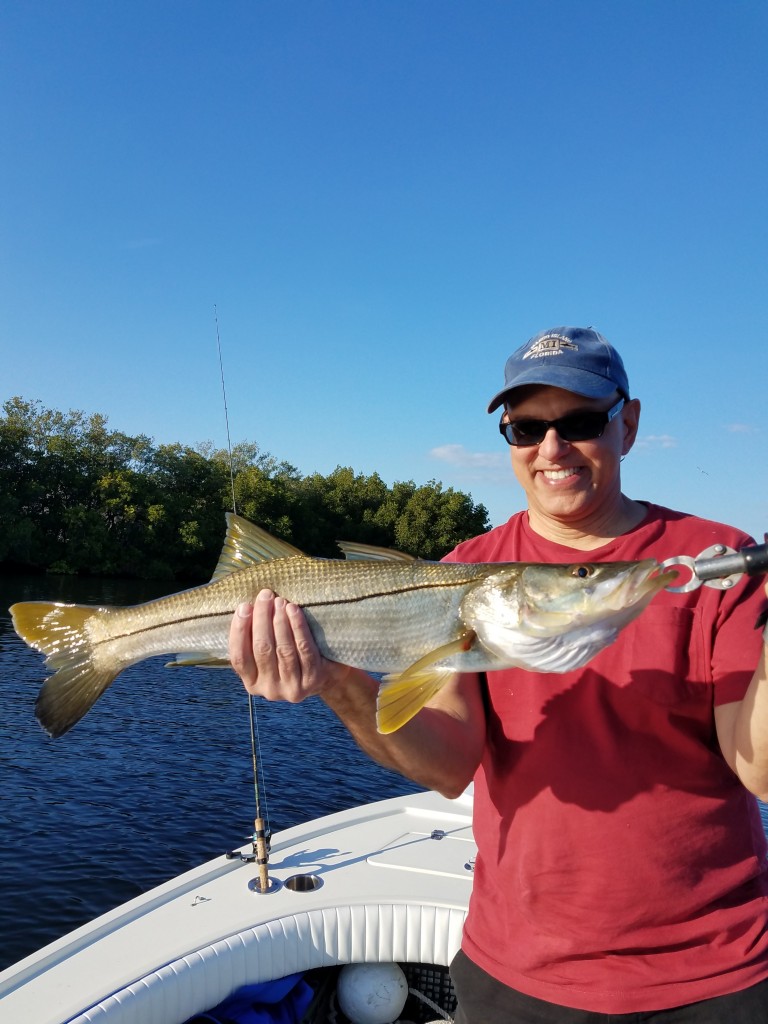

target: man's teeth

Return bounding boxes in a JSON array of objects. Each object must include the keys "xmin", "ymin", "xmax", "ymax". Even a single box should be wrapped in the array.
[{"xmin": 543, "ymin": 468, "xmax": 578, "ymax": 480}]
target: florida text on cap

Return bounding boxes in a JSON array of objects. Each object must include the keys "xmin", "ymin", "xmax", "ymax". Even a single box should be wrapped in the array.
[{"xmin": 487, "ymin": 326, "xmax": 630, "ymax": 412}]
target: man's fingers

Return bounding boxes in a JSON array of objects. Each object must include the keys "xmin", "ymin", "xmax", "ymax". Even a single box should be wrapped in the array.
[
  {"xmin": 229, "ymin": 589, "xmax": 330, "ymax": 700},
  {"xmin": 271, "ymin": 596, "xmax": 303, "ymax": 683},
  {"xmin": 251, "ymin": 589, "xmax": 278, "ymax": 663},
  {"xmin": 229, "ymin": 601, "xmax": 256, "ymax": 686},
  {"xmin": 286, "ymin": 601, "xmax": 320, "ymax": 661}
]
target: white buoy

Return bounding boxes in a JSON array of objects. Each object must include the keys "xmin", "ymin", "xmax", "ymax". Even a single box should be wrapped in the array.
[{"xmin": 337, "ymin": 962, "xmax": 408, "ymax": 1024}]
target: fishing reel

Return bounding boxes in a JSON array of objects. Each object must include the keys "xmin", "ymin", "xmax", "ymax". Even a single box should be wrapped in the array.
[{"xmin": 225, "ymin": 827, "xmax": 272, "ymax": 863}]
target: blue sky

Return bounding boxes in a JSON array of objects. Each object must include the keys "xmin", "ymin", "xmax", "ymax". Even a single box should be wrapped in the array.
[{"xmin": 2, "ymin": 1, "xmax": 766, "ymax": 542}]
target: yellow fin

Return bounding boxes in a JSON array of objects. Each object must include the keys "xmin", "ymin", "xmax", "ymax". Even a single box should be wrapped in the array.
[
  {"xmin": 375, "ymin": 630, "xmax": 477, "ymax": 733},
  {"xmin": 11, "ymin": 601, "xmax": 102, "ymax": 655},
  {"xmin": 11, "ymin": 601, "xmax": 117, "ymax": 738},
  {"xmin": 166, "ymin": 654, "xmax": 230, "ymax": 668},
  {"xmin": 211, "ymin": 513, "xmax": 306, "ymax": 581},
  {"xmin": 396, "ymin": 630, "xmax": 477, "ymax": 681},
  {"xmin": 376, "ymin": 668, "xmax": 456, "ymax": 734},
  {"xmin": 336, "ymin": 541, "xmax": 418, "ymax": 563}
]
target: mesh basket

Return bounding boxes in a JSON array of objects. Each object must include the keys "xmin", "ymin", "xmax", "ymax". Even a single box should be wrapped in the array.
[{"xmin": 401, "ymin": 962, "xmax": 457, "ymax": 1022}]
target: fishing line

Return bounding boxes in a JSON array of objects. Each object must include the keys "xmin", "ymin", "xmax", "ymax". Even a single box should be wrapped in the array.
[
  {"xmin": 215, "ymin": 306, "xmax": 271, "ymax": 889},
  {"xmin": 214, "ymin": 304, "xmax": 238, "ymax": 517}
]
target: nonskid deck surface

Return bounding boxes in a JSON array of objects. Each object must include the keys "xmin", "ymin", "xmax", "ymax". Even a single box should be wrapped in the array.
[{"xmin": 0, "ymin": 787, "xmax": 475, "ymax": 1024}]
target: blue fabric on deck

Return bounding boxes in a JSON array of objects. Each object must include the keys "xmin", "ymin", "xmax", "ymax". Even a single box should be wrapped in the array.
[{"xmin": 186, "ymin": 972, "xmax": 314, "ymax": 1024}]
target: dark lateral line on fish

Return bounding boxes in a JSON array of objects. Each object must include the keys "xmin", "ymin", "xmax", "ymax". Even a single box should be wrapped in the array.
[
  {"xmin": 301, "ymin": 578, "xmax": 471, "ymax": 610},
  {"xmin": 89, "ymin": 578, "xmax": 475, "ymax": 647}
]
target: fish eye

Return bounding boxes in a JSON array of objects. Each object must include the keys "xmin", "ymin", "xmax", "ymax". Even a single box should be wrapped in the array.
[{"xmin": 570, "ymin": 565, "xmax": 594, "ymax": 579}]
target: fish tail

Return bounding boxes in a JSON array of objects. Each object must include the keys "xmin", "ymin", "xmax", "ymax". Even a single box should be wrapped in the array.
[{"xmin": 11, "ymin": 602, "xmax": 117, "ymax": 738}]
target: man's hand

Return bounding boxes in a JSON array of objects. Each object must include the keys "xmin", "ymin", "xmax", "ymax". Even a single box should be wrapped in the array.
[{"xmin": 228, "ymin": 589, "xmax": 351, "ymax": 701}]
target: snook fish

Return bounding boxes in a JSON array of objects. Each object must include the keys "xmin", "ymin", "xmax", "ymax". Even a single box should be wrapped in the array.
[{"xmin": 11, "ymin": 514, "xmax": 676, "ymax": 738}]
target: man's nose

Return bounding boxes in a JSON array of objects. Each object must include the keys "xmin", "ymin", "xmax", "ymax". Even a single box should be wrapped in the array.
[{"xmin": 537, "ymin": 426, "xmax": 571, "ymax": 459}]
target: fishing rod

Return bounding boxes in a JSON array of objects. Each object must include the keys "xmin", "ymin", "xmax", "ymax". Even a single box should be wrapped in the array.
[{"xmin": 215, "ymin": 305, "xmax": 273, "ymax": 895}]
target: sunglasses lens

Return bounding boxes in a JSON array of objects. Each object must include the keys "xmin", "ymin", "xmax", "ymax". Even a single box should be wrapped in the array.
[
  {"xmin": 509, "ymin": 420, "xmax": 547, "ymax": 445},
  {"xmin": 557, "ymin": 413, "xmax": 605, "ymax": 442}
]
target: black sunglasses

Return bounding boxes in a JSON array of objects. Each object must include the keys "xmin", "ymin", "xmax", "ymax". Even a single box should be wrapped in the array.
[{"xmin": 499, "ymin": 397, "xmax": 625, "ymax": 447}]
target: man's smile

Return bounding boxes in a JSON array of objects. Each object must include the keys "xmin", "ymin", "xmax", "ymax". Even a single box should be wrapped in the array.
[{"xmin": 540, "ymin": 467, "xmax": 582, "ymax": 483}]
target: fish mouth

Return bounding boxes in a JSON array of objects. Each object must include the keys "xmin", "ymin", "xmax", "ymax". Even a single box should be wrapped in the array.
[
  {"xmin": 597, "ymin": 560, "xmax": 677, "ymax": 612},
  {"xmin": 626, "ymin": 561, "xmax": 679, "ymax": 600},
  {"xmin": 652, "ymin": 566, "xmax": 679, "ymax": 588}
]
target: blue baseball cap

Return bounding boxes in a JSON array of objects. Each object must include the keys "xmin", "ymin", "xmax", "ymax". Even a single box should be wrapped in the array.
[{"xmin": 487, "ymin": 326, "xmax": 630, "ymax": 413}]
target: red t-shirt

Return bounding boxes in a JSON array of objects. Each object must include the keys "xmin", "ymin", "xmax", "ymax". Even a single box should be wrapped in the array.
[{"xmin": 444, "ymin": 504, "xmax": 768, "ymax": 1013}]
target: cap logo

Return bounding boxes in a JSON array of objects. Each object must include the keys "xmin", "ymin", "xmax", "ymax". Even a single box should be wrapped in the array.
[{"xmin": 523, "ymin": 333, "xmax": 579, "ymax": 360}]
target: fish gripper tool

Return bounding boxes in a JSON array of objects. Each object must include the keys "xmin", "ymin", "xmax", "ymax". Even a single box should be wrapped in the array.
[{"xmin": 660, "ymin": 535, "xmax": 768, "ymax": 594}]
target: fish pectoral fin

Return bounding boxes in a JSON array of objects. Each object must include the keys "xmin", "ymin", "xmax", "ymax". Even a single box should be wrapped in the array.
[
  {"xmin": 375, "ymin": 630, "xmax": 477, "ymax": 734},
  {"xmin": 211, "ymin": 514, "xmax": 306, "ymax": 581},
  {"xmin": 165, "ymin": 654, "xmax": 231, "ymax": 669},
  {"xmin": 397, "ymin": 630, "xmax": 477, "ymax": 681},
  {"xmin": 376, "ymin": 668, "xmax": 457, "ymax": 734},
  {"xmin": 336, "ymin": 541, "xmax": 418, "ymax": 563}
]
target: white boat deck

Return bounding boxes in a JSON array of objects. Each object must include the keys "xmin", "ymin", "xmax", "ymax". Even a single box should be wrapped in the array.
[{"xmin": 0, "ymin": 787, "xmax": 475, "ymax": 1024}]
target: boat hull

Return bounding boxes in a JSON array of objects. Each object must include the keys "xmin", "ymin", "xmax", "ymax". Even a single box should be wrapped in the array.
[{"xmin": 0, "ymin": 788, "xmax": 475, "ymax": 1024}]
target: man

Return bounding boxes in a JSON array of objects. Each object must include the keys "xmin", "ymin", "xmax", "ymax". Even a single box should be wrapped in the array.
[{"xmin": 229, "ymin": 326, "xmax": 768, "ymax": 1022}]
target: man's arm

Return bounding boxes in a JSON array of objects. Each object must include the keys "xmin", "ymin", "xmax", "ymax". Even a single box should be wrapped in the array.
[
  {"xmin": 321, "ymin": 666, "xmax": 486, "ymax": 798},
  {"xmin": 228, "ymin": 590, "xmax": 487, "ymax": 799},
  {"xmin": 715, "ymin": 644, "xmax": 768, "ymax": 801},
  {"xmin": 715, "ymin": 596, "xmax": 768, "ymax": 800}
]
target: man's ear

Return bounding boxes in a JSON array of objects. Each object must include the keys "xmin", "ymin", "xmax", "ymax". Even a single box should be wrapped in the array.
[{"xmin": 621, "ymin": 398, "xmax": 641, "ymax": 455}]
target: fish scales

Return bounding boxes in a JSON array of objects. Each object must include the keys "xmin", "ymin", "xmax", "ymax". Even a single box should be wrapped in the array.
[{"xmin": 92, "ymin": 558, "xmax": 492, "ymax": 660}]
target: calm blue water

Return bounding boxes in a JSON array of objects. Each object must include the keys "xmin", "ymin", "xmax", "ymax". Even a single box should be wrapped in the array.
[{"xmin": 0, "ymin": 574, "xmax": 422, "ymax": 972}]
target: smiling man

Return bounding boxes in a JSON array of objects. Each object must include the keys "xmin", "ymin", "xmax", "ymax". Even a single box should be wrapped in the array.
[{"xmin": 229, "ymin": 326, "xmax": 768, "ymax": 1023}]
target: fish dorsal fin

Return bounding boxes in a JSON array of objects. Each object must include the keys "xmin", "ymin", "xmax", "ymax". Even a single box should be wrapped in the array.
[
  {"xmin": 336, "ymin": 540, "xmax": 418, "ymax": 563},
  {"xmin": 211, "ymin": 513, "xmax": 306, "ymax": 581}
]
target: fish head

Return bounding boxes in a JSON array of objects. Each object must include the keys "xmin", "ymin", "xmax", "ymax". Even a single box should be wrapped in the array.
[
  {"xmin": 515, "ymin": 559, "xmax": 676, "ymax": 634},
  {"xmin": 462, "ymin": 559, "xmax": 677, "ymax": 673}
]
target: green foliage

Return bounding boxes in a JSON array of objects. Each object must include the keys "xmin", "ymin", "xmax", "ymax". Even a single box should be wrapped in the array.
[{"xmin": 0, "ymin": 397, "xmax": 490, "ymax": 579}]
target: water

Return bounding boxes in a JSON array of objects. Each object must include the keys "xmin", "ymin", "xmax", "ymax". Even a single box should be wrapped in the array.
[{"xmin": 0, "ymin": 574, "xmax": 422, "ymax": 972}]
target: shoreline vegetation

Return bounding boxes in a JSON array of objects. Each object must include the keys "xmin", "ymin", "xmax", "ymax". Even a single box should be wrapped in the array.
[{"xmin": 1, "ymin": 397, "xmax": 490, "ymax": 581}]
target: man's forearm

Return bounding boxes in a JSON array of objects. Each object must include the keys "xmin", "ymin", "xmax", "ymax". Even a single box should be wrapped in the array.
[
  {"xmin": 716, "ymin": 644, "xmax": 768, "ymax": 800},
  {"xmin": 321, "ymin": 668, "xmax": 485, "ymax": 799}
]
